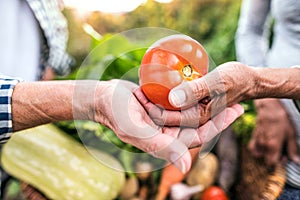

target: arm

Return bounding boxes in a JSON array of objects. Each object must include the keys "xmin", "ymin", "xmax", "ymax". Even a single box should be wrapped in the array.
[
  {"xmin": 7, "ymin": 78, "xmax": 243, "ymax": 173},
  {"xmin": 168, "ymin": 62, "xmax": 300, "ymax": 111},
  {"xmin": 11, "ymin": 80, "xmax": 87, "ymax": 131},
  {"xmin": 147, "ymin": 62, "xmax": 300, "ymax": 129},
  {"xmin": 235, "ymin": 0, "xmax": 300, "ymax": 166},
  {"xmin": 249, "ymin": 66, "xmax": 300, "ymax": 100},
  {"xmin": 162, "ymin": 62, "xmax": 300, "ymax": 165}
]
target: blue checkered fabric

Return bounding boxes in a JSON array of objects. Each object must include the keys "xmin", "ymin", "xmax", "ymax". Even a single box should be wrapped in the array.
[{"xmin": 0, "ymin": 76, "xmax": 22, "ymax": 143}]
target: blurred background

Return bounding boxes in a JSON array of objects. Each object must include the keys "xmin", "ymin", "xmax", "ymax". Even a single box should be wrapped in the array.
[
  {"xmin": 63, "ymin": 0, "xmax": 241, "ymax": 68},
  {"xmin": 4, "ymin": 0, "xmax": 271, "ymax": 200}
]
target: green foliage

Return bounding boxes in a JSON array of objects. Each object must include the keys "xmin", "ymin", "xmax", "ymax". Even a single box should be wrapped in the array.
[
  {"xmin": 62, "ymin": 0, "xmax": 255, "ymax": 161},
  {"xmin": 232, "ymin": 100, "xmax": 256, "ymax": 144},
  {"xmin": 66, "ymin": 33, "xmax": 146, "ymax": 83},
  {"xmin": 84, "ymin": 0, "xmax": 242, "ymax": 66}
]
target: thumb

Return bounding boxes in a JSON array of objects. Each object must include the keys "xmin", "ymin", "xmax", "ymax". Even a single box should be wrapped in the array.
[{"xmin": 169, "ymin": 78, "xmax": 210, "ymax": 109}]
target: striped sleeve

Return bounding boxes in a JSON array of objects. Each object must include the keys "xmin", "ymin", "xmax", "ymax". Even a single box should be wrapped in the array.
[
  {"xmin": 26, "ymin": 0, "xmax": 74, "ymax": 76},
  {"xmin": 0, "ymin": 76, "xmax": 22, "ymax": 143}
]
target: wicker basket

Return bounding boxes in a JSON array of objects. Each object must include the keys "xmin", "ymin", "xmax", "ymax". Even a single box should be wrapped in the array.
[
  {"xmin": 20, "ymin": 182, "xmax": 47, "ymax": 200},
  {"xmin": 234, "ymin": 146, "xmax": 286, "ymax": 200}
]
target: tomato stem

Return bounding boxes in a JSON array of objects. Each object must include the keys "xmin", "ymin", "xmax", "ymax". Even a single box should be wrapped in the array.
[
  {"xmin": 182, "ymin": 65, "xmax": 193, "ymax": 77},
  {"xmin": 182, "ymin": 65, "xmax": 201, "ymax": 81}
]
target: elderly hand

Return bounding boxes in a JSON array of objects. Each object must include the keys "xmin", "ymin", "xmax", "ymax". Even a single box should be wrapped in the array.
[
  {"xmin": 167, "ymin": 61, "xmax": 300, "ymax": 120},
  {"xmin": 134, "ymin": 87, "xmax": 244, "ymax": 170},
  {"xmin": 249, "ymin": 99, "xmax": 300, "ymax": 166},
  {"xmin": 94, "ymin": 80, "xmax": 244, "ymax": 173}
]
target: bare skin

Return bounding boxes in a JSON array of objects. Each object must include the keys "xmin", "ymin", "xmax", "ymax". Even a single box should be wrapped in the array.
[
  {"xmin": 249, "ymin": 98, "xmax": 300, "ymax": 166},
  {"xmin": 40, "ymin": 67, "xmax": 56, "ymax": 81},
  {"xmin": 165, "ymin": 61, "xmax": 300, "ymax": 165},
  {"xmin": 10, "ymin": 79, "xmax": 243, "ymax": 173}
]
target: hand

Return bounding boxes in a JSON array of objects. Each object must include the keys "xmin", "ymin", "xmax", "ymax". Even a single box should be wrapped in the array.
[
  {"xmin": 167, "ymin": 62, "xmax": 300, "ymax": 117},
  {"xmin": 167, "ymin": 62, "xmax": 254, "ymax": 119},
  {"xmin": 91, "ymin": 80, "xmax": 192, "ymax": 173},
  {"xmin": 133, "ymin": 86, "xmax": 244, "ymax": 172},
  {"xmin": 248, "ymin": 99, "xmax": 300, "ymax": 166},
  {"xmin": 93, "ymin": 80, "xmax": 243, "ymax": 173}
]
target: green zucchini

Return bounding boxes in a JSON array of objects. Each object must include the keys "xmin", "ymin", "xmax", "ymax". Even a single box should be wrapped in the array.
[{"xmin": 1, "ymin": 124, "xmax": 125, "ymax": 200}]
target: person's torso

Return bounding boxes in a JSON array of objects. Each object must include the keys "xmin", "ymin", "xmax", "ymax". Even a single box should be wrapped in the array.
[
  {"xmin": 267, "ymin": 0, "xmax": 300, "ymax": 67},
  {"xmin": 0, "ymin": 0, "xmax": 41, "ymax": 81}
]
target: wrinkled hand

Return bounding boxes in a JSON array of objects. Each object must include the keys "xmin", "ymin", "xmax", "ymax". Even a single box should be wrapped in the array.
[
  {"xmin": 134, "ymin": 87, "xmax": 243, "ymax": 169},
  {"xmin": 91, "ymin": 80, "xmax": 243, "ymax": 173},
  {"xmin": 248, "ymin": 99, "xmax": 300, "ymax": 166},
  {"xmin": 167, "ymin": 62, "xmax": 254, "ymax": 118}
]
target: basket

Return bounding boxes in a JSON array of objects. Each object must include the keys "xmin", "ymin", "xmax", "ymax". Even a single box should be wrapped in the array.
[{"xmin": 234, "ymin": 146, "xmax": 286, "ymax": 200}]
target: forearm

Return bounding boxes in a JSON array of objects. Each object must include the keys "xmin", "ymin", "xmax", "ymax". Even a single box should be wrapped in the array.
[
  {"xmin": 11, "ymin": 80, "xmax": 98, "ymax": 131},
  {"xmin": 250, "ymin": 67, "xmax": 300, "ymax": 100}
]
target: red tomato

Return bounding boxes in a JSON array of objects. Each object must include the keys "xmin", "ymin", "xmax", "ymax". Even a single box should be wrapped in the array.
[
  {"xmin": 201, "ymin": 186, "xmax": 229, "ymax": 200},
  {"xmin": 139, "ymin": 34, "xmax": 209, "ymax": 110}
]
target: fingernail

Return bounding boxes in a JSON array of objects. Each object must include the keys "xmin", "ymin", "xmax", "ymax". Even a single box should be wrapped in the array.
[
  {"xmin": 238, "ymin": 106, "xmax": 245, "ymax": 116},
  {"xmin": 170, "ymin": 153, "xmax": 186, "ymax": 173},
  {"xmin": 169, "ymin": 90, "xmax": 186, "ymax": 107}
]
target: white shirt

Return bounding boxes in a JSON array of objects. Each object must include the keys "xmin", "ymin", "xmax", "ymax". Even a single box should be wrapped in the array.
[{"xmin": 0, "ymin": 0, "xmax": 41, "ymax": 81}]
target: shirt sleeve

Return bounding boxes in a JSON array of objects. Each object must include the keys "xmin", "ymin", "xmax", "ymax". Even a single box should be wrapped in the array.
[
  {"xmin": 27, "ymin": 0, "xmax": 74, "ymax": 77},
  {"xmin": 0, "ymin": 75, "xmax": 22, "ymax": 143},
  {"xmin": 235, "ymin": 0, "xmax": 272, "ymax": 67}
]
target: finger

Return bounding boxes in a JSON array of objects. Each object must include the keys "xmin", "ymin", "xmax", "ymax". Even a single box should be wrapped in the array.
[
  {"xmin": 150, "ymin": 108, "xmax": 182, "ymax": 127},
  {"xmin": 168, "ymin": 78, "xmax": 209, "ymax": 109},
  {"xmin": 118, "ymin": 121, "xmax": 192, "ymax": 174},
  {"xmin": 144, "ymin": 132, "xmax": 192, "ymax": 174},
  {"xmin": 248, "ymin": 128, "xmax": 264, "ymax": 158},
  {"xmin": 162, "ymin": 126, "xmax": 181, "ymax": 138},
  {"xmin": 168, "ymin": 68, "xmax": 225, "ymax": 109},
  {"xmin": 248, "ymin": 138, "xmax": 263, "ymax": 158},
  {"xmin": 195, "ymin": 104, "xmax": 244, "ymax": 145},
  {"xmin": 254, "ymin": 126, "xmax": 269, "ymax": 148},
  {"xmin": 263, "ymin": 138, "xmax": 282, "ymax": 166},
  {"xmin": 153, "ymin": 105, "xmax": 201, "ymax": 128},
  {"xmin": 115, "ymin": 85, "xmax": 193, "ymax": 173},
  {"xmin": 134, "ymin": 88, "xmax": 183, "ymax": 126},
  {"xmin": 178, "ymin": 128, "xmax": 200, "ymax": 148},
  {"xmin": 133, "ymin": 87, "xmax": 151, "ymax": 106},
  {"xmin": 286, "ymin": 130, "xmax": 300, "ymax": 164},
  {"xmin": 265, "ymin": 150, "xmax": 281, "ymax": 166}
]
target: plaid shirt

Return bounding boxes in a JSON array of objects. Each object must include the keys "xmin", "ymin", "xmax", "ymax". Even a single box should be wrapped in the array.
[
  {"xmin": 0, "ymin": 0, "xmax": 73, "ymax": 141},
  {"xmin": 26, "ymin": 0, "xmax": 74, "ymax": 77},
  {"xmin": 0, "ymin": 76, "xmax": 22, "ymax": 143}
]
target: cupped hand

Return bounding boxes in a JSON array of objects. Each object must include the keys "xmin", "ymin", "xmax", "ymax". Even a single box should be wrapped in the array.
[
  {"xmin": 134, "ymin": 86, "xmax": 244, "ymax": 162},
  {"xmin": 92, "ymin": 80, "xmax": 243, "ymax": 173},
  {"xmin": 248, "ymin": 99, "xmax": 300, "ymax": 166},
  {"xmin": 91, "ymin": 79, "xmax": 191, "ymax": 172}
]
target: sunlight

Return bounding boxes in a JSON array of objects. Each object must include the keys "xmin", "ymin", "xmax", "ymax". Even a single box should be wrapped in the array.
[
  {"xmin": 155, "ymin": 0, "xmax": 173, "ymax": 3},
  {"xmin": 63, "ymin": 0, "xmax": 147, "ymax": 13}
]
